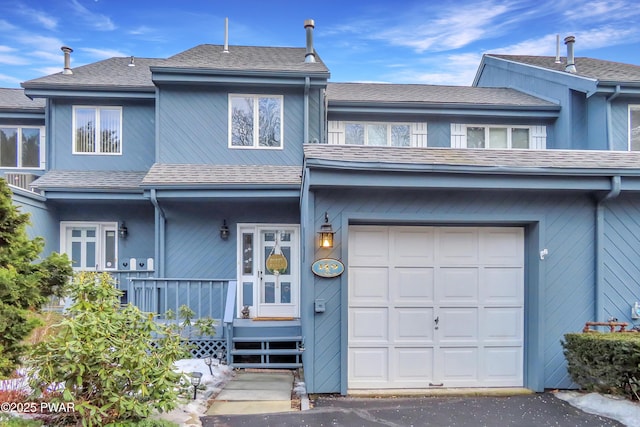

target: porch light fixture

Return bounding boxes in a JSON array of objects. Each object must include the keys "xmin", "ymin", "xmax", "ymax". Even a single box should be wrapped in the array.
[
  {"xmin": 318, "ymin": 212, "xmax": 335, "ymax": 249},
  {"xmin": 220, "ymin": 220, "xmax": 230, "ymax": 240},
  {"xmin": 190, "ymin": 372, "xmax": 203, "ymax": 400},
  {"xmin": 118, "ymin": 222, "xmax": 128, "ymax": 239}
]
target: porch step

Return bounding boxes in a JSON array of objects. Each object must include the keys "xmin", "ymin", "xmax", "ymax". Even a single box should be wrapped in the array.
[
  {"xmin": 229, "ymin": 318, "xmax": 303, "ymax": 369},
  {"xmin": 232, "ymin": 349, "xmax": 304, "ymax": 356},
  {"xmin": 232, "ymin": 335, "xmax": 303, "ymax": 342},
  {"xmin": 229, "ymin": 362, "xmax": 302, "ymax": 369}
]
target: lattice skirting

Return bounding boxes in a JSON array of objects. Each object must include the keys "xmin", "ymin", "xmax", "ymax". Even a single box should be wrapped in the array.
[{"xmin": 150, "ymin": 339, "xmax": 227, "ymax": 359}]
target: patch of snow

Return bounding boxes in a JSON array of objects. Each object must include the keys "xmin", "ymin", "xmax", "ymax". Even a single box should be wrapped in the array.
[{"xmin": 556, "ymin": 391, "xmax": 640, "ymax": 427}]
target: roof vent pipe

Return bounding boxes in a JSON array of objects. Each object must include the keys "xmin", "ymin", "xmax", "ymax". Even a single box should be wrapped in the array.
[
  {"xmin": 61, "ymin": 46, "xmax": 73, "ymax": 75},
  {"xmin": 223, "ymin": 17, "xmax": 229, "ymax": 53},
  {"xmin": 555, "ymin": 34, "xmax": 561, "ymax": 63},
  {"xmin": 304, "ymin": 19, "xmax": 316, "ymax": 63},
  {"xmin": 564, "ymin": 36, "xmax": 576, "ymax": 73}
]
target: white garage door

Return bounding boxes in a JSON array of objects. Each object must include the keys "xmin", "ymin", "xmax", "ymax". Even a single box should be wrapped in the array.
[{"xmin": 348, "ymin": 226, "xmax": 524, "ymax": 389}]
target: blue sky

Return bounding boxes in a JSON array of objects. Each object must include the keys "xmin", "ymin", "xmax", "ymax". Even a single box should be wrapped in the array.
[{"xmin": 1, "ymin": 0, "xmax": 640, "ymax": 88}]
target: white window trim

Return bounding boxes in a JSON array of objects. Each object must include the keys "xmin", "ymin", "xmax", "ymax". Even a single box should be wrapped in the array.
[
  {"xmin": 629, "ymin": 105, "xmax": 640, "ymax": 151},
  {"xmin": 228, "ymin": 94, "xmax": 284, "ymax": 150},
  {"xmin": 60, "ymin": 221, "xmax": 118, "ymax": 271},
  {"xmin": 328, "ymin": 121, "xmax": 428, "ymax": 147},
  {"xmin": 0, "ymin": 125, "xmax": 46, "ymax": 169},
  {"xmin": 453, "ymin": 124, "xmax": 546, "ymax": 150},
  {"xmin": 72, "ymin": 106, "xmax": 123, "ymax": 155}
]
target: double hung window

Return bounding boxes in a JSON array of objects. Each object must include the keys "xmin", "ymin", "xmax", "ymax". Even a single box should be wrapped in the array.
[
  {"xmin": 229, "ymin": 95, "xmax": 283, "ymax": 149},
  {"xmin": 73, "ymin": 106, "xmax": 122, "ymax": 154},
  {"xmin": 0, "ymin": 126, "xmax": 44, "ymax": 168},
  {"xmin": 466, "ymin": 126, "xmax": 530, "ymax": 149}
]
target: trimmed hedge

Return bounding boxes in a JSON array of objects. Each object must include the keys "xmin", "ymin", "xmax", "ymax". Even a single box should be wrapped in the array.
[{"xmin": 562, "ymin": 332, "xmax": 640, "ymax": 400}]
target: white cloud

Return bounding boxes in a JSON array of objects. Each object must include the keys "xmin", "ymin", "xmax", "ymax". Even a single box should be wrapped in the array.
[
  {"xmin": 0, "ymin": 73, "xmax": 22, "ymax": 85},
  {"xmin": 15, "ymin": 4, "xmax": 58, "ymax": 30},
  {"xmin": 565, "ymin": 0, "xmax": 640, "ymax": 21},
  {"xmin": 14, "ymin": 34, "xmax": 65, "ymax": 52},
  {"xmin": 0, "ymin": 19, "xmax": 17, "ymax": 31},
  {"xmin": 128, "ymin": 25, "xmax": 153, "ymax": 36},
  {"xmin": 32, "ymin": 50, "xmax": 63, "ymax": 62},
  {"xmin": 69, "ymin": 0, "xmax": 116, "ymax": 31},
  {"xmin": 0, "ymin": 53, "xmax": 30, "ymax": 66},
  {"xmin": 36, "ymin": 66, "xmax": 64, "ymax": 76},
  {"xmin": 79, "ymin": 47, "xmax": 127, "ymax": 58}
]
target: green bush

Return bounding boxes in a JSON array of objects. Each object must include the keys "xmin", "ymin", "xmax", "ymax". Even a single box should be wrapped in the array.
[
  {"xmin": 0, "ymin": 413, "xmax": 43, "ymax": 426},
  {"xmin": 28, "ymin": 272, "xmax": 190, "ymax": 426},
  {"xmin": 562, "ymin": 332, "xmax": 640, "ymax": 399},
  {"xmin": 105, "ymin": 419, "xmax": 179, "ymax": 427}
]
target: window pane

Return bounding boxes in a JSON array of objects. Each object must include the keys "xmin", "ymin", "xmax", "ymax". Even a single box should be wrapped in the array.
[
  {"xmin": 263, "ymin": 282, "xmax": 275, "ymax": 303},
  {"xmin": 280, "ymin": 282, "xmax": 291, "ymax": 303},
  {"xmin": 71, "ymin": 241, "xmax": 82, "ymax": 267},
  {"xmin": 489, "ymin": 128, "xmax": 508, "ymax": 148},
  {"xmin": 345, "ymin": 123, "xmax": 364, "ymax": 145},
  {"xmin": 21, "ymin": 128, "xmax": 40, "ymax": 167},
  {"xmin": 242, "ymin": 233, "xmax": 253, "ymax": 275},
  {"xmin": 75, "ymin": 108, "xmax": 95, "ymax": 153},
  {"xmin": 467, "ymin": 127, "xmax": 485, "ymax": 148},
  {"xmin": 512, "ymin": 128, "xmax": 530, "ymax": 149},
  {"xmin": 86, "ymin": 242, "xmax": 96, "ymax": 269},
  {"xmin": 367, "ymin": 124, "xmax": 387, "ymax": 146},
  {"xmin": 258, "ymin": 97, "xmax": 281, "ymax": 147},
  {"xmin": 104, "ymin": 230, "xmax": 116, "ymax": 269},
  {"xmin": 0, "ymin": 128, "xmax": 17, "ymax": 167},
  {"xmin": 100, "ymin": 108, "xmax": 121, "ymax": 153},
  {"xmin": 231, "ymin": 97, "xmax": 254, "ymax": 146},
  {"xmin": 631, "ymin": 107, "xmax": 640, "ymax": 151},
  {"xmin": 391, "ymin": 125, "xmax": 410, "ymax": 147}
]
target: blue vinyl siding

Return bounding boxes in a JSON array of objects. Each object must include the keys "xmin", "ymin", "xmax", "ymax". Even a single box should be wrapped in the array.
[
  {"xmin": 157, "ymin": 86, "xmax": 306, "ymax": 165},
  {"xmin": 51, "ymin": 99, "xmax": 155, "ymax": 171},
  {"xmin": 611, "ymin": 99, "xmax": 633, "ymax": 151},
  {"xmin": 161, "ymin": 200, "xmax": 299, "ymax": 278},
  {"xmin": 306, "ymin": 188, "xmax": 595, "ymax": 393},
  {"xmin": 13, "ymin": 194, "xmax": 58, "ymax": 257}
]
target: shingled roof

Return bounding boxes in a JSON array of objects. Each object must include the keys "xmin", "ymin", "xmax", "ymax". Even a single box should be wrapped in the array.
[
  {"xmin": 141, "ymin": 164, "xmax": 302, "ymax": 187},
  {"xmin": 0, "ymin": 88, "xmax": 45, "ymax": 111},
  {"xmin": 304, "ymin": 144, "xmax": 640, "ymax": 172},
  {"xmin": 31, "ymin": 171, "xmax": 147, "ymax": 190},
  {"xmin": 326, "ymin": 83, "xmax": 558, "ymax": 108},
  {"xmin": 487, "ymin": 55, "xmax": 640, "ymax": 84},
  {"xmin": 158, "ymin": 44, "xmax": 329, "ymax": 75}
]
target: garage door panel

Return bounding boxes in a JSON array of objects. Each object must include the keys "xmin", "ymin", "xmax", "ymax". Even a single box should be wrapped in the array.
[
  {"xmin": 392, "ymin": 228, "xmax": 434, "ymax": 266},
  {"xmin": 349, "ymin": 348, "xmax": 388, "ymax": 383},
  {"xmin": 483, "ymin": 268, "xmax": 524, "ymax": 304},
  {"xmin": 393, "ymin": 348, "xmax": 434, "ymax": 384},
  {"xmin": 483, "ymin": 347, "xmax": 523, "ymax": 384},
  {"xmin": 350, "ymin": 308, "xmax": 388, "ymax": 342},
  {"xmin": 438, "ymin": 228, "xmax": 479, "ymax": 264},
  {"xmin": 437, "ymin": 268, "xmax": 479, "ymax": 304},
  {"xmin": 439, "ymin": 308, "xmax": 478, "ymax": 343},
  {"xmin": 481, "ymin": 228, "xmax": 524, "ymax": 265},
  {"xmin": 349, "ymin": 226, "xmax": 389, "ymax": 265},
  {"xmin": 350, "ymin": 267, "xmax": 388, "ymax": 304},
  {"xmin": 395, "ymin": 308, "xmax": 434, "ymax": 343},
  {"xmin": 439, "ymin": 347, "xmax": 478, "ymax": 381},
  {"xmin": 393, "ymin": 267, "xmax": 434, "ymax": 303},
  {"xmin": 482, "ymin": 308, "xmax": 523, "ymax": 344}
]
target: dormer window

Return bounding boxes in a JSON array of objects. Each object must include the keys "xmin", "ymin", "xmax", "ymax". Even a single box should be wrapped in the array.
[
  {"xmin": 630, "ymin": 105, "xmax": 640, "ymax": 151},
  {"xmin": 229, "ymin": 95, "xmax": 283, "ymax": 149},
  {"xmin": 451, "ymin": 124, "xmax": 546, "ymax": 149},
  {"xmin": 72, "ymin": 106, "xmax": 122, "ymax": 155}
]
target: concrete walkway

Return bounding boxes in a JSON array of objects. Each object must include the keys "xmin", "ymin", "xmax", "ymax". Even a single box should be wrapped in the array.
[{"xmin": 205, "ymin": 370, "xmax": 297, "ymax": 416}]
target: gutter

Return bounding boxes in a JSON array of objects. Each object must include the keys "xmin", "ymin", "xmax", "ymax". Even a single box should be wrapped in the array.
[
  {"xmin": 150, "ymin": 189, "xmax": 166, "ymax": 277},
  {"xmin": 606, "ymin": 85, "xmax": 622, "ymax": 150},
  {"xmin": 595, "ymin": 175, "xmax": 621, "ymax": 322}
]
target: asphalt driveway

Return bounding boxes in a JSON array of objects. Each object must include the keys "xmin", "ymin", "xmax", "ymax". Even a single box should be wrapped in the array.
[{"xmin": 201, "ymin": 393, "xmax": 623, "ymax": 427}]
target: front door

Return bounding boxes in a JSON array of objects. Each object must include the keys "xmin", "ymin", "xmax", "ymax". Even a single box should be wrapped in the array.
[{"xmin": 238, "ymin": 225, "xmax": 300, "ymax": 318}]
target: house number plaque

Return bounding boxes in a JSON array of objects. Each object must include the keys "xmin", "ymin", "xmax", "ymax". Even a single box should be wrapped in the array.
[{"xmin": 312, "ymin": 258, "xmax": 345, "ymax": 278}]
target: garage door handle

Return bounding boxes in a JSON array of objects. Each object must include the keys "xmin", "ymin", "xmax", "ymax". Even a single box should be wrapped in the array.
[{"xmin": 434, "ymin": 316, "xmax": 439, "ymax": 325}]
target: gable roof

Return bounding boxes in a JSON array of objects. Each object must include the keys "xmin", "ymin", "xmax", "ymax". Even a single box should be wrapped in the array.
[
  {"xmin": 31, "ymin": 170, "xmax": 147, "ymax": 191},
  {"xmin": 326, "ymin": 82, "xmax": 558, "ymax": 108},
  {"xmin": 304, "ymin": 144, "xmax": 640, "ymax": 173},
  {"xmin": 0, "ymin": 88, "xmax": 45, "ymax": 111},
  {"xmin": 157, "ymin": 44, "xmax": 329, "ymax": 75},
  {"xmin": 141, "ymin": 164, "xmax": 302, "ymax": 187},
  {"xmin": 22, "ymin": 57, "xmax": 163, "ymax": 92},
  {"xmin": 487, "ymin": 55, "xmax": 640, "ymax": 84}
]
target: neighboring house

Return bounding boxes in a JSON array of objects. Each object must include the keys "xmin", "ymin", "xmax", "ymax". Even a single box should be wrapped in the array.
[{"xmin": 4, "ymin": 26, "xmax": 640, "ymax": 395}]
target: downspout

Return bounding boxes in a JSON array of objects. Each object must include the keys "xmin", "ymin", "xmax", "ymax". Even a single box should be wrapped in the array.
[
  {"xmin": 606, "ymin": 85, "xmax": 621, "ymax": 150},
  {"xmin": 595, "ymin": 175, "xmax": 621, "ymax": 321},
  {"xmin": 304, "ymin": 76, "xmax": 310, "ymax": 144},
  {"xmin": 150, "ymin": 189, "xmax": 166, "ymax": 277}
]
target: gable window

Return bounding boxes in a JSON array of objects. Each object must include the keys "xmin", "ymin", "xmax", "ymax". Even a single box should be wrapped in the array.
[
  {"xmin": 60, "ymin": 221, "xmax": 118, "ymax": 271},
  {"xmin": 329, "ymin": 121, "xmax": 427, "ymax": 147},
  {"xmin": 451, "ymin": 124, "xmax": 546, "ymax": 149},
  {"xmin": 0, "ymin": 126, "xmax": 44, "ymax": 168},
  {"xmin": 73, "ymin": 106, "xmax": 122, "ymax": 155},
  {"xmin": 229, "ymin": 95, "xmax": 283, "ymax": 149},
  {"xmin": 630, "ymin": 105, "xmax": 640, "ymax": 151}
]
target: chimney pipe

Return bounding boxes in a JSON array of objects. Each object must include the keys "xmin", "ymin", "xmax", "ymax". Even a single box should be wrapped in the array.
[
  {"xmin": 223, "ymin": 17, "xmax": 229, "ymax": 53},
  {"xmin": 61, "ymin": 46, "xmax": 73, "ymax": 75},
  {"xmin": 555, "ymin": 34, "xmax": 561, "ymax": 64},
  {"xmin": 564, "ymin": 36, "xmax": 576, "ymax": 73},
  {"xmin": 304, "ymin": 19, "xmax": 316, "ymax": 63}
]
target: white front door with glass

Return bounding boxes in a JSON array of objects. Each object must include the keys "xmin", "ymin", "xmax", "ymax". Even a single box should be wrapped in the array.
[
  {"xmin": 238, "ymin": 225, "xmax": 300, "ymax": 318},
  {"xmin": 60, "ymin": 222, "xmax": 118, "ymax": 271}
]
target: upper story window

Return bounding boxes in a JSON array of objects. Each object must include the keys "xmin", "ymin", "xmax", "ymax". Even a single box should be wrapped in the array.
[
  {"xmin": 0, "ymin": 126, "xmax": 44, "ymax": 169},
  {"xmin": 229, "ymin": 95, "xmax": 283, "ymax": 149},
  {"xmin": 73, "ymin": 106, "xmax": 122, "ymax": 155},
  {"xmin": 630, "ymin": 105, "xmax": 640, "ymax": 151},
  {"xmin": 451, "ymin": 124, "xmax": 546, "ymax": 149},
  {"xmin": 328, "ymin": 121, "xmax": 427, "ymax": 147}
]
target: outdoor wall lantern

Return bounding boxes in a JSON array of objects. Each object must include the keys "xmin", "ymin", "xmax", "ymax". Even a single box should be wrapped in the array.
[
  {"xmin": 190, "ymin": 372, "xmax": 203, "ymax": 400},
  {"xmin": 220, "ymin": 220, "xmax": 230, "ymax": 240},
  {"xmin": 318, "ymin": 212, "xmax": 335, "ymax": 249},
  {"xmin": 118, "ymin": 222, "xmax": 128, "ymax": 239}
]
